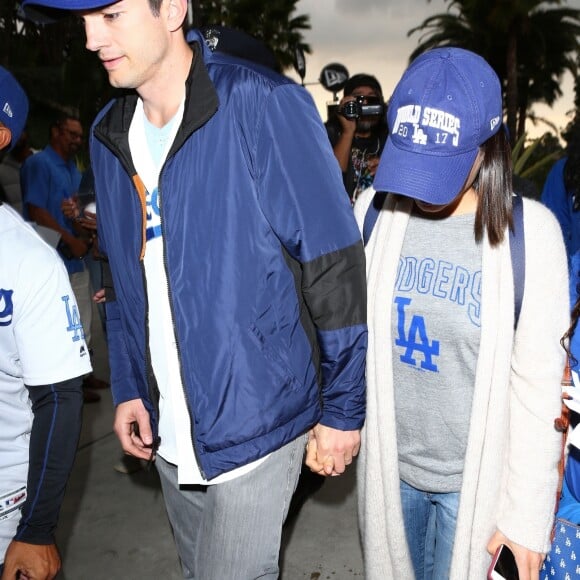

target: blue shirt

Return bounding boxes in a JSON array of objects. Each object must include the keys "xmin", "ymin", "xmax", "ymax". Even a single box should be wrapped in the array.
[
  {"xmin": 20, "ymin": 145, "xmax": 83, "ymax": 275},
  {"xmin": 542, "ymin": 157, "xmax": 580, "ymax": 263}
]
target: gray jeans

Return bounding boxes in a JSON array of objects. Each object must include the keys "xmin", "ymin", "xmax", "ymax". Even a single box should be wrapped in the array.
[{"xmin": 155, "ymin": 434, "xmax": 306, "ymax": 579}]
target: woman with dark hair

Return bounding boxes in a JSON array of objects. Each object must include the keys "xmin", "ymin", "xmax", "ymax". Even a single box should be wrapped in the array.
[{"xmin": 354, "ymin": 48, "xmax": 568, "ymax": 580}]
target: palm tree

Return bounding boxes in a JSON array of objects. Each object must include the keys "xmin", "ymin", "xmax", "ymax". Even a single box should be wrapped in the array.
[
  {"xmin": 193, "ymin": 0, "xmax": 311, "ymax": 71},
  {"xmin": 408, "ymin": 0, "xmax": 580, "ymax": 145},
  {"xmin": 561, "ymin": 48, "xmax": 580, "ymax": 145}
]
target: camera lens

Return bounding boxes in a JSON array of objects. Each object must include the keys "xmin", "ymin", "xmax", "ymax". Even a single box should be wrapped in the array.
[{"xmin": 341, "ymin": 100, "xmax": 361, "ymax": 120}]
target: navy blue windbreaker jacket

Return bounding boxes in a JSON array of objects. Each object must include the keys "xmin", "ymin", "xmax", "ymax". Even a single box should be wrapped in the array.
[{"xmin": 90, "ymin": 30, "xmax": 367, "ymax": 480}]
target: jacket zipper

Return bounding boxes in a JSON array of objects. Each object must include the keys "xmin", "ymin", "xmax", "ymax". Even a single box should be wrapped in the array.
[
  {"xmin": 141, "ymin": 264, "xmax": 162, "ymax": 454},
  {"xmin": 157, "ymin": 161, "xmax": 206, "ymax": 479}
]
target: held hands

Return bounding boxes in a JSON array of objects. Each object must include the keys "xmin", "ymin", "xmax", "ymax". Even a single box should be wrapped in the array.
[
  {"xmin": 305, "ymin": 424, "xmax": 361, "ymax": 476},
  {"xmin": 113, "ymin": 399, "xmax": 154, "ymax": 461},
  {"xmin": 1, "ymin": 540, "xmax": 60, "ymax": 580},
  {"xmin": 487, "ymin": 530, "xmax": 544, "ymax": 580}
]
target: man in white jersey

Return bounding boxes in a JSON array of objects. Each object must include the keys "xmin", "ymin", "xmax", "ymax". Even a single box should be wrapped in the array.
[{"xmin": 0, "ymin": 67, "xmax": 92, "ymax": 579}]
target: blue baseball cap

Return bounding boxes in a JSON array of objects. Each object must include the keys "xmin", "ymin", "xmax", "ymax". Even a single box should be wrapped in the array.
[
  {"xmin": 0, "ymin": 67, "xmax": 28, "ymax": 152},
  {"xmin": 373, "ymin": 47, "xmax": 502, "ymax": 205},
  {"xmin": 21, "ymin": 0, "xmax": 117, "ymax": 23}
]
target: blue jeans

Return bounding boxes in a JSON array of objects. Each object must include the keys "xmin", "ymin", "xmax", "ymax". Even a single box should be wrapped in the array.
[
  {"xmin": 400, "ymin": 479, "xmax": 460, "ymax": 580},
  {"xmin": 155, "ymin": 435, "xmax": 306, "ymax": 579}
]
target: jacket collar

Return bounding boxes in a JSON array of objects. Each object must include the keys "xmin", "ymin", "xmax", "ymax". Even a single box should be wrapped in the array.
[
  {"xmin": 93, "ymin": 35, "xmax": 219, "ymax": 170},
  {"xmin": 170, "ymin": 38, "xmax": 219, "ymax": 156}
]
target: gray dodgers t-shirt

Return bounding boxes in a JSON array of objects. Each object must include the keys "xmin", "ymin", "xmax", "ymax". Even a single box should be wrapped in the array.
[{"xmin": 392, "ymin": 209, "xmax": 482, "ymax": 493}]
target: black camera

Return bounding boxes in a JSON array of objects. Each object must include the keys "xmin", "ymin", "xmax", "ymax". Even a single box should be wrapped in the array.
[{"xmin": 340, "ymin": 95, "xmax": 384, "ymax": 120}]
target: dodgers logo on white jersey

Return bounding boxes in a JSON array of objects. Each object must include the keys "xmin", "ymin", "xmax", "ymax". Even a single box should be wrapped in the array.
[
  {"xmin": 62, "ymin": 294, "xmax": 84, "ymax": 342},
  {"xmin": 0, "ymin": 289, "xmax": 14, "ymax": 326}
]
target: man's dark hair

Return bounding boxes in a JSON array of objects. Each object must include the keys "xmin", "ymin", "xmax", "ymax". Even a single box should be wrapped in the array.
[
  {"xmin": 148, "ymin": 0, "xmax": 163, "ymax": 16},
  {"xmin": 49, "ymin": 114, "xmax": 81, "ymax": 138},
  {"xmin": 473, "ymin": 128, "xmax": 513, "ymax": 247}
]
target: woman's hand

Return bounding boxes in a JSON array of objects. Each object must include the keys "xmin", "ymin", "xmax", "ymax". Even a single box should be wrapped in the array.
[{"xmin": 487, "ymin": 530, "xmax": 544, "ymax": 580}]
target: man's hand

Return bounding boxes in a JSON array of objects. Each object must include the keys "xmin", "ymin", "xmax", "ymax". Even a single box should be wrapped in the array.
[
  {"xmin": 305, "ymin": 424, "xmax": 360, "ymax": 476},
  {"xmin": 61, "ymin": 197, "xmax": 79, "ymax": 220},
  {"xmin": 113, "ymin": 399, "xmax": 154, "ymax": 461},
  {"xmin": 93, "ymin": 288, "xmax": 106, "ymax": 304},
  {"xmin": 76, "ymin": 215, "xmax": 97, "ymax": 232},
  {"xmin": 1, "ymin": 540, "xmax": 60, "ymax": 580},
  {"xmin": 336, "ymin": 95, "xmax": 358, "ymax": 134},
  {"xmin": 487, "ymin": 530, "xmax": 544, "ymax": 580}
]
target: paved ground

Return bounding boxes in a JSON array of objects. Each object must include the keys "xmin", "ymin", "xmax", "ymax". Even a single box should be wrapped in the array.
[{"xmin": 53, "ymin": 308, "xmax": 364, "ymax": 579}]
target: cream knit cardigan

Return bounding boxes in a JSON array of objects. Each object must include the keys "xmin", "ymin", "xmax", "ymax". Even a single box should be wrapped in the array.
[{"xmin": 354, "ymin": 189, "xmax": 569, "ymax": 580}]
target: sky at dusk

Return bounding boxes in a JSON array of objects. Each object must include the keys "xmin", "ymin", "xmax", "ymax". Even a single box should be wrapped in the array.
[{"xmin": 288, "ymin": 0, "xmax": 580, "ymax": 139}]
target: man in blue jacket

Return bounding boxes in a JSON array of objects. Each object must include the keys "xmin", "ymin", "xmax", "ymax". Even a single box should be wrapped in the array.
[{"xmin": 22, "ymin": 1, "xmax": 367, "ymax": 577}]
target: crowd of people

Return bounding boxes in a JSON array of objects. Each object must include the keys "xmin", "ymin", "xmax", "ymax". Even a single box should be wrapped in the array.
[{"xmin": 0, "ymin": 0, "xmax": 578, "ymax": 578}]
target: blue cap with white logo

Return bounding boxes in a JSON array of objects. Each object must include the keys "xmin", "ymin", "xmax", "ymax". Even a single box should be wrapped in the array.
[
  {"xmin": 373, "ymin": 47, "xmax": 502, "ymax": 205},
  {"xmin": 0, "ymin": 67, "xmax": 28, "ymax": 152}
]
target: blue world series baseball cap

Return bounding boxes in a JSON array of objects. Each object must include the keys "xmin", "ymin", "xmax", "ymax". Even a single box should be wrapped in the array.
[
  {"xmin": 21, "ymin": 0, "xmax": 117, "ymax": 23},
  {"xmin": 373, "ymin": 47, "xmax": 502, "ymax": 205},
  {"xmin": 0, "ymin": 67, "xmax": 28, "ymax": 152}
]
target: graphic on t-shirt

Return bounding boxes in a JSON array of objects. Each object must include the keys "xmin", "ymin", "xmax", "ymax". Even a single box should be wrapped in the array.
[
  {"xmin": 0, "ymin": 289, "xmax": 13, "ymax": 326},
  {"xmin": 351, "ymin": 146, "xmax": 374, "ymax": 202},
  {"xmin": 146, "ymin": 185, "xmax": 162, "ymax": 241},
  {"xmin": 394, "ymin": 296, "xmax": 440, "ymax": 371},
  {"xmin": 394, "ymin": 255, "xmax": 481, "ymax": 372},
  {"xmin": 62, "ymin": 294, "xmax": 84, "ymax": 342}
]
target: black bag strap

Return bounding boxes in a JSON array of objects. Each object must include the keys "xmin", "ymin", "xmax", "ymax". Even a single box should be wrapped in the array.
[
  {"xmin": 362, "ymin": 192, "xmax": 525, "ymax": 329},
  {"xmin": 362, "ymin": 191, "xmax": 387, "ymax": 247}
]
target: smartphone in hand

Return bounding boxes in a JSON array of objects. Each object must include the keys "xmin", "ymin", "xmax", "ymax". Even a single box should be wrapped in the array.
[{"xmin": 488, "ymin": 544, "xmax": 519, "ymax": 580}]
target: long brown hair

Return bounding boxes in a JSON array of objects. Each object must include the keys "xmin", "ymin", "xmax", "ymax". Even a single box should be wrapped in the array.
[{"xmin": 473, "ymin": 129, "xmax": 513, "ymax": 247}]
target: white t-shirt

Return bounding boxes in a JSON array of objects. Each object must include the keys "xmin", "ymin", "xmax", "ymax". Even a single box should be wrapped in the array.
[
  {"xmin": 128, "ymin": 99, "xmax": 266, "ymax": 485},
  {"xmin": 0, "ymin": 203, "xmax": 92, "ymax": 556}
]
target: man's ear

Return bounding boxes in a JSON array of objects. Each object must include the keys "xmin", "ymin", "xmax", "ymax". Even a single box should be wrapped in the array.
[
  {"xmin": 167, "ymin": 0, "xmax": 188, "ymax": 32},
  {"xmin": 0, "ymin": 126, "xmax": 12, "ymax": 151}
]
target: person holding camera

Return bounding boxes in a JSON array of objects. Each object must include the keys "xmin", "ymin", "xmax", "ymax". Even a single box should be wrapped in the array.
[{"xmin": 326, "ymin": 74, "xmax": 388, "ymax": 205}]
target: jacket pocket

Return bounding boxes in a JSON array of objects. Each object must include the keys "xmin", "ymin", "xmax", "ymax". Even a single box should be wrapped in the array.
[{"xmin": 248, "ymin": 323, "xmax": 301, "ymax": 391}]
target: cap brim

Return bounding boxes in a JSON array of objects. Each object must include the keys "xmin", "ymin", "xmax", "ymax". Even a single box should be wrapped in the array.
[
  {"xmin": 373, "ymin": 136, "xmax": 479, "ymax": 206},
  {"xmin": 0, "ymin": 67, "xmax": 29, "ymax": 152},
  {"xmin": 21, "ymin": 0, "xmax": 117, "ymax": 23}
]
